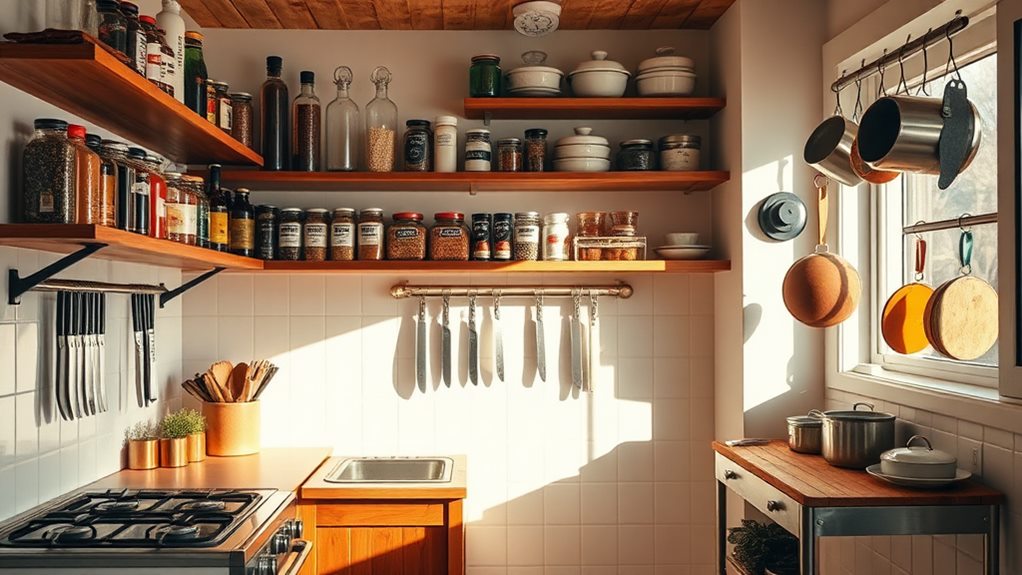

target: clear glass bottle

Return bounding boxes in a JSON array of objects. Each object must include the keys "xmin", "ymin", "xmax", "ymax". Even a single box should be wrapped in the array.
[
  {"xmin": 365, "ymin": 66, "xmax": 398, "ymax": 172},
  {"xmin": 292, "ymin": 71, "xmax": 321, "ymax": 172},
  {"xmin": 260, "ymin": 56, "xmax": 290, "ymax": 171},
  {"xmin": 326, "ymin": 66, "xmax": 360, "ymax": 172}
]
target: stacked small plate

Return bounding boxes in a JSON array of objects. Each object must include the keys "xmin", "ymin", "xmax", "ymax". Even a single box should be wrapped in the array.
[
  {"xmin": 654, "ymin": 232, "xmax": 710, "ymax": 260},
  {"xmin": 635, "ymin": 46, "xmax": 697, "ymax": 97},
  {"xmin": 553, "ymin": 127, "xmax": 610, "ymax": 172}
]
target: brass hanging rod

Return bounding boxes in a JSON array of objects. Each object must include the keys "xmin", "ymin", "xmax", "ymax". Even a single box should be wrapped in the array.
[
  {"xmin": 390, "ymin": 283, "xmax": 633, "ymax": 299},
  {"xmin": 902, "ymin": 212, "xmax": 997, "ymax": 235}
]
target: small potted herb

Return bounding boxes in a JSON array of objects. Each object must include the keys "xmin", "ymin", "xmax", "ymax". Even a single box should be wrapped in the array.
[
  {"xmin": 180, "ymin": 409, "xmax": 207, "ymax": 462},
  {"xmin": 727, "ymin": 519, "xmax": 798, "ymax": 575},
  {"xmin": 159, "ymin": 410, "xmax": 193, "ymax": 468},
  {"xmin": 125, "ymin": 421, "xmax": 159, "ymax": 470}
]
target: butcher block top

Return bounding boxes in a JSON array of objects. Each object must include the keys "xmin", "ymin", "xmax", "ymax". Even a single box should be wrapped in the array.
[
  {"xmin": 301, "ymin": 456, "xmax": 467, "ymax": 500},
  {"xmin": 90, "ymin": 447, "xmax": 332, "ymax": 492},
  {"xmin": 713, "ymin": 440, "xmax": 1004, "ymax": 507}
]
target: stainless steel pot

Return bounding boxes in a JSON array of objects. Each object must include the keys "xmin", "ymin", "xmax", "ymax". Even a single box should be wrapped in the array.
[
  {"xmin": 816, "ymin": 402, "xmax": 896, "ymax": 469},
  {"xmin": 803, "ymin": 115, "xmax": 862, "ymax": 187},
  {"xmin": 786, "ymin": 412, "xmax": 822, "ymax": 454},
  {"xmin": 857, "ymin": 95, "xmax": 981, "ymax": 174}
]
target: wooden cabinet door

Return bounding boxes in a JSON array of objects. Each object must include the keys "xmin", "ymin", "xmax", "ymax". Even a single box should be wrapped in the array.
[{"xmin": 317, "ymin": 526, "xmax": 448, "ymax": 574}]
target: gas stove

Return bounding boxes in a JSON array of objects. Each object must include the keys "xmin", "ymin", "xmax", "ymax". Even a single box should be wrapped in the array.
[{"xmin": 0, "ymin": 488, "xmax": 309, "ymax": 574}]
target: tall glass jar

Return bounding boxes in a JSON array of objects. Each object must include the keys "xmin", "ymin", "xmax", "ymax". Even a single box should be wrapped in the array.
[
  {"xmin": 165, "ymin": 172, "xmax": 196, "ymax": 245},
  {"xmin": 260, "ymin": 56, "xmax": 290, "ymax": 171},
  {"xmin": 143, "ymin": 154, "xmax": 167, "ymax": 239},
  {"xmin": 256, "ymin": 205, "xmax": 278, "ymax": 259},
  {"xmin": 185, "ymin": 175, "xmax": 210, "ymax": 248},
  {"xmin": 357, "ymin": 208, "xmax": 385, "ymax": 260},
  {"xmin": 121, "ymin": 1, "xmax": 146, "ymax": 75},
  {"xmin": 326, "ymin": 66, "xmax": 360, "ymax": 172},
  {"xmin": 23, "ymin": 119, "xmax": 75, "ymax": 224},
  {"xmin": 524, "ymin": 128, "xmax": 548, "ymax": 172},
  {"xmin": 67, "ymin": 125, "xmax": 100, "ymax": 225},
  {"xmin": 96, "ymin": 0, "xmax": 127, "ymax": 56},
  {"xmin": 230, "ymin": 93, "xmax": 254, "ymax": 148},
  {"xmin": 365, "ymin": 66, "xmax": 398, "ymax": 172},
  {"xmin": 100, "ymin": 140, "xmax": 132, "ymax": 230},
  {"xmin": 86, "ymin": 134, "xmax": 116, "ymax": 226},
  {"xmin": 403, "ymin": 119, "xmax": 432, "ymax": 172},
  {"xmin": 183, "ymin": 32, "xmax": 208, "ymax": 117},
  {"xmin": 229, "ymin": 189, "xmax": 255, "ymax": 257},
  {"xmin": 292, "ymin": 71, "xmax": 321, "ymax": 171},
  {"xmin": 126, "ymin": 147, "xmax": 150, "ymax": 236},
  {"xmin": 469, "ymin": 55, "xmax": 501, "ymax": 97},
  {"xmin": 330, "ymin": 208, "xmax": 356, "ymax": 260}
]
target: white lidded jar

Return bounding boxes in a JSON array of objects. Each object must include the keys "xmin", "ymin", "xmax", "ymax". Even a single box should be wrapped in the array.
[
  {"xmin": 464, "ymin": 128, "xmax": 491, "ymax": 172},
  {"xmin": 659, "ymin": 134, "xmax": 701, "ymax": 171},
  {"xmin": 542, "ymin": 212, "xmax": 570, "ymax": 261},
  {"xmin": 156, "ymin": 0, "xmax": 186, "ymax": 102},
  {"xmin": 434, "ymin": 115, "xmax": 458, "ymax": 173}
]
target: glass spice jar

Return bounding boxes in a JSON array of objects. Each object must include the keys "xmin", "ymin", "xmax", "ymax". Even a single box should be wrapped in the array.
[
  {"xmin": 605, "ymin": 210, "xmax": 640, "ymax": 261},
  {"xmin": 659, "ymin": 134, "xmax": 701, "ymax": 171},
  {"xmin": 256, "ymin": 205, "xmax": 278, "ymax": 259},
  {"xmin": 303, "ymin": 208, "xmax": 329, "ymax": 261},
  {"xmin": 165, "ymin": 172, "xmax": 196, "ymax": 245},
  {"xmin": 100, "ymin": 140, "xmax": 133, "ymax": 230},
  {"xmin": 617, "ymin": 139, "xmax": 656, "ymax": 171},
  {"xmin": 524, "ymin": 128, "xmax": 547, "ymax": 172},
  {"xmin": 430, "ymin": 212, "xmax": 469, "ymax": 261},
  {"xmin": 22, "ymin": 118, "xmax": 76, "ymax": 224},
  {"xmin": 575, "ymin": 211, "xmax": 605, "ymax": 261},
  {"xmin": 496, "ymin": 138, "xmax": 523, "ymax": 172},
  {"xmin": 471, "ymin": 213, "xmax": 492, "ymax": 260},
  {"xmin": 144, "ymin": 153, "xmax": 167, "ymax": 240},
  {"xmin": 330, "ymin": 208, "xmax": 356, "ymax": 261},
  {"xmin": 542, "ymin": 212, "xmax": 570, "ymax": 261},
  {"xmin": 185, "ymin": 175, "xmax": 210, "ymax": 248},
  {"xmin": 464, "ymin": 129, "xmax": 492, "ymax": 172},
  {"xmin": 230, "ymin": 92, "xmax": 254, "ymax": 149},
  {"xmin": 96, "ymin": 0, "xmax": 128, "ymax": 57},
  {"xmin": 387, "ymin": 212, "xmax": 427, "ymax": 261},
  {"xmin": 278, "ymin": 208, "xmax": 303, "ymax": 260},
  {"xmin": 213, "ymin": 81, "xmax": 232, "ymax": 133},
  {"xmin": 492, "ymin": 212, "xmax": 513, "ymax": 261},
  {"xmin": 513, "ymin": 211, "xmax": 540, "ymax": 261},
  {"xmin": 67, "ymin": 124, "xmax": 101, "ymax": 225},
  {"xmin": 87, "ymin": 134, "xmax": 117, "ymax": 226},
  {"xmin": 204, "ymin": 79, "xmax": 220, "ymax": 125},
  {"xmin": 469, "ymin": 54, "xmax": 502, "ymax": 97},
  {"xmin": 357, "ymin": 208, "xmax": 385, "ymax": 260},
  {"xmin": 403, "ymin": 119, "xmax": 432, "ymax": 172}
]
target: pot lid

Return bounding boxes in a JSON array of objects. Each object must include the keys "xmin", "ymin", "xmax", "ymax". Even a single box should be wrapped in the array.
[
  {"xmin": 569, "ymin": 50, "xmax": 631, "ymax": 77},
  {"xmin": 822, "ymin": 402, "xmax": 895, "ymax": 421},
  {"xmin": 555, "ymin": 127, "xmax": 609, "ymax": 147},
  {"xmin": 786, "ymin": 413, "xmax": 822, "ymax": 427},
  {"xmin": 508, "ymin": 51, "xmax": 565, "ymax": 77},
  {"xmin": 638, "ymin": 46, "xmax": 696, "ymax": 72},
  {"xmin": 881, "ymin": 435, "xmax": 957, "ymax": 465}
]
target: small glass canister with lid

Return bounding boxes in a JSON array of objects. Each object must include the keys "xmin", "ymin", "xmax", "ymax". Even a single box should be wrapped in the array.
[
  {"xmin": 403, "ymin": 119, "xmax": 433, "ymax": 172},
  {"xmin": 357, "ymin": 208, "xmax": 385, "ymax": 260},
  {"xmin": 330, "ymin": 207, "xmax": 356, "ymax": 261},
  {"xmin": 513, "ymin": 211, "xmax": 541, "ymax": 261},
  {"xmin": 617, "ymin": 139, "xmax": 655, "ymax": 171},
  {"xmin": 543, "ymin": 212, "xmax": 570, "ymax": 261},
  {"xmin": 278, "ymin": 208, "xmax": 303, "ymax": 260},
  {"xmin": 576, "ymin": 211, "xmax": 605, "ymax": 261},
  {"xmin": 659, "ymin": 134, "xmax": 701, "ymax": 171},
  {"xmin": 230, "ymin": 92, "xmax": 254, "ymax": 149},
  {"xmin": 464, "ymin": 129, "xmax": 492, "ymax": 172},
  {"xmin": 469, "ymin": 54, "xmax": 501, "ymax": 97},
  {"xmin": 387, "ymin": 212, "xmax": 427, "ymax": 260},
  {"xmin": 496, "ymin": 138, "xmax": 523, "ymax": 172},
  {"xmin": 303, "ymin": 208, "xmax": 329, "ymax": 261},
  {"xmin": 524, "ymin": 128, "xmax": 547, "ymax": 172},
  {"xmin": 430, "ymin": 212, "xmax": 469, "ymax": 261}
]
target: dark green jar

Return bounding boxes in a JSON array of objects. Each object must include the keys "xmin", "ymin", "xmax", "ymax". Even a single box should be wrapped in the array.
[{"xmin": 469, "ymin": 55, "xmax": 502, "ymax": 97}]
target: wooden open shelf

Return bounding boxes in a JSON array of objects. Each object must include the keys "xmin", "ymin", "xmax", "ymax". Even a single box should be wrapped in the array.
[
  {"xmin": 261, "ymin": 260, "xmax": 731, "ymax": 273},
  {"xmin": 0, "ymin": 38, "xmax": 262, "ymax": 167},
  {"xmin": 463, "ymin": 97, "xmax": 726, "ymax": 120},
  {"xmin": 0, "ymin": 225, "xmax": 263, "ymax": 271},
  {"xmin": 219, "ymin": 170, "xmax": 730, "ymax": 192}
]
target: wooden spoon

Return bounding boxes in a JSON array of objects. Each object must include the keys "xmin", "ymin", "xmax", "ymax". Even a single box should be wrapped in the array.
[{"xmin": 229, "ymin": 362, "xmax": 249, "ymax": 403}]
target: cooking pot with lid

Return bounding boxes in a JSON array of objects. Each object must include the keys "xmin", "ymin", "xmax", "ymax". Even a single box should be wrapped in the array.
[{"xmin": 815, "ymin": 402, "xmax": 896, "ymax": 469}]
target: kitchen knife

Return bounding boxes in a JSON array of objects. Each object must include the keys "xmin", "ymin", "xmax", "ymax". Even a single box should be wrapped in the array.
[
  {"xmin": 416, "ymin": 296, "xmax": 427, "ymax": 393},
  {"xmin": 86, "ymin": 293, "xmax": 97, "ymax": 415},
  {"xmin": 535, "ymin": 292, "xmax": 546, "ymax": 382},
  {"xmin": 97, "ymin": 293, "xmax": 107, "ymax": 412},
  {"xmin": 587, "ymin": 291, "xmax": 600, "ymax": 393},
  {"xmin": 146, "ymin": 294, "xmax": 158, "ymax": 405},
  {"xmin": 441, "ymin": 292, "xmax": 452, "ymax": 387},
  {"xmin": 468, "ymin": 292, "xmax": 479, "ymax": 385},
  {"xmin": 68, "ymin": 292, "xmax": 81, "ymax": 419},
  {"xmin": 493, "ymin": 290, "xmax": 504, "ymax": 383},
  {"xmin": 132, "ymin": 294, "xmax": 145, "ymax": 408},
  {"xmin": 570, "ymin": 290, "xmax": 583, "ymax": 390},
  {"xmin": 55, "ymin": 291, "xmax": 68, "ymax": 421}
]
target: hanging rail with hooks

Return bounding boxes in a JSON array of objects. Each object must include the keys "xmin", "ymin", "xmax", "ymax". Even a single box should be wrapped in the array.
[
  {"xmin": 390, "ymin": 283, "xmax": 634, "ymax": 299},
  {"xmin": 902, "ymin": 212, "xmax": 997, "ymax": 235},
  {"xmin": 831, "ymin": 13, "xmax": 969, "ymax": 93}
]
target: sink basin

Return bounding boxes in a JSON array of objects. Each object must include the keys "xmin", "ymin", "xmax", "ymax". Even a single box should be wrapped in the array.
[{"xmin": 324, "ymin": 457, "xmax": 454, "ymax": 483}]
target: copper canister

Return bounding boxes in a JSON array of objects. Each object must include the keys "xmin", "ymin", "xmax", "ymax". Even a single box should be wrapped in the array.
[
  {"xmin": 187, "ymin": 432, "xmax": 207, "ymax": 462},
  {"xmin": 127, "ymin": 439, "xmax": 158, "ymax": 470},
  {"xmin": 160, "ymin": 437, "xmax": 189, "ymax": 468}
]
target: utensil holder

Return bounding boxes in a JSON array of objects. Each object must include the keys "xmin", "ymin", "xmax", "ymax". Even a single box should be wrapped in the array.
[
  {"xmin": 187, "ymin": 432, "xmax": 206, "ymax": 462},
  {"xmin": 203, "ymin": 401, "xmax": 261, "ymax": 456},
  {"xmin": 159, "ymin": 437, "xmax": 188, "ymax": 468},
  {"xmin": 127, "ymin": 439, "xmax": 158, "ymax": 470}
]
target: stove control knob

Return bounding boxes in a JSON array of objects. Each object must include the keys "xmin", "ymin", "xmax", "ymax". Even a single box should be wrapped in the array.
[
  {"xmin": 287, "ymin": 519, "xmax": 304, "ymax": 539},
  {"xmin": 269, "ymin": 532, "xmax": 290, "ymax": 554},
  {"xmin": 251, "ymin": 555, "xmax": 276, "ymax": 575}
]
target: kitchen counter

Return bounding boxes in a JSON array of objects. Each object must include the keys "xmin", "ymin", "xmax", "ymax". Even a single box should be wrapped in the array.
[
  {"xmin": 300, "ymin": 455, "xmax": 467, "ymax": 500},
  {"xmin": 89, "ymin": 447, "xmax": 333, "ymax": 492}
]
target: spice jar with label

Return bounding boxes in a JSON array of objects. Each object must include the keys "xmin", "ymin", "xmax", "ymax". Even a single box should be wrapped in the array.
[
  {"xmin": 278, "ymin": 208, "xmax": 303, "ymax": 260},
  {"xmin": 127, "ymin": 147, "xmax": 151, "ymax": 236},
  {"xmin": 496, "ymin": 138, "xmax": 523, "ymax": 172},
  {"xmin": 387, "ymin": 212, "xmax": 427, "ymax": 260},
  {"xmin": 513, "ymin": 211, "xmax": 540, "ymax": 261},
  {"xmin": 256, "ymin": 205, "xmax": 278, "ymax": 259},
  {"xmin": 229, "ymin": 189, "xmax": 254, "ymax": 256},
  {"xmin": 144, "ymin": 154, "xmax": 167, "ymax": 239},
  {"xmin": 230, "ymin": 93, "xmax": 254, "ymax": 149},
  {"xmin": 357, "ymin": 208, "xmax": 385, "ymax": 260},
  {"xmin": 214, "ymin": 81, "xmax": 232, "ymax": 133},
  {"xmin": 88, "ymin": 135, "xmax": 117, "ymax": 226},
  {"xmin": 165, "ymin": 172, "xmax": 196, "ymax": 245},
  {"xmin": 430, "ymin": 212, "xmax": 469, "ymax": 261},
  {"xmin": 471, "ymin": 213, "xmax": 492, "ymax": 260},
  {"xmin": 617, "ymin": 139, "xmax": 655, "ymax": 171},
  {"xmin": 22, "ymin": 118, "xmax": 76, "ymax": 224},
  {"xmin": 97, "ymin": 0, "xmax": 128, "ymax": 57},
  {"xmin": 543, "ymin": 212, "xmax": 570, "ymax": 261},
  {"xmin": 469, "ymin": 55, "xmax": 502, "ymax": 97},
  {"xmin": 403, "ymin": 119, "xmax": 432, "ymax": 172},
  {"xmin": 434, "ymin": 115, "xmax": 458, "ymax": 173},
  {"xmin": 524, "ymin": 129, "xmax": 547, "ymax": 172},
  {"xmin": 303, "ymin": 208, "xmax": 329, "ymax": 261},
  {"xmin": 68, "ymin": 125, "xmax": 100, "ymax": 225},
  {"xmin": 330, "ymin": 208, "xmax": 356, "ymax": 260},
  {"xmin": 493, "ymin": 213, "xmax": 513, "ymax": 261},
  {"xmin": 576, "ymin": 211, "xmax": 605, "ymax": 261},
  {"xmin": 464, "ymin": 129, "xmax": 492, "ymax": 171},
  {"xmin": 186, "ymin": 175, "xmax": 210, "ymax": 248},
  {"xmin": 659, "ymin": 134, "xmax": 701, "ymax": 171},
  {"xmin": 205, "ymin": 79, "xmax": 220, "ymax": 125}
]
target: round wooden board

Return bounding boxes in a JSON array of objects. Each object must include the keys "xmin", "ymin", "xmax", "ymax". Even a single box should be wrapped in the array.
[
  {"xmin": 882, "ymin": 282, "xmax": 934, "ymax": 354},
  {"xmin": 782, "ymin": 252, "xmax": 861, "ymax": 328},
  {"xmin": 924, "ymin": 276, "xmax": 998, "ymax": 361}
]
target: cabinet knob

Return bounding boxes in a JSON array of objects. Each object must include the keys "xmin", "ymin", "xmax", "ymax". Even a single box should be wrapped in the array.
[
  {"xmin": 723, "ymin": 469, "xmax": 738, "ymax": 480},
  {"xmin": 766, "ymin": 500, "xmax": 783, "ymax": 512},
  {"xmin": 288, "ymin": 519, "xmax": 304, "ymax": 539}
]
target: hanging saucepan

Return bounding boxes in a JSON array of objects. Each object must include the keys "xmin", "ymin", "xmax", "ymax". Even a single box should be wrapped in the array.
[
  {"xmin": 803, "ymin": 81, "xmax": 861, "ymax": 187},
  {"xmin": 782, "ymin": 175, "xmax": 862, "ymax": 327},
  {"xmin": 923, "ymin": 226, "xmax": 998, "ymax": 361},
  {"xmin": 848, "ymin": 66, "xmax": 899, "ymax": 184},
  {"xmin": 881, "ymin": 234, "xmax": 933, "ymax": 354}
]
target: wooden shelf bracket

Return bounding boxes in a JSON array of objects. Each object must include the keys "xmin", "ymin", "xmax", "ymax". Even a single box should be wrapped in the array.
[
  {"xmin": 158, "ymin": 267, "xmax": 225, "ymax": 309},
  {"xmin": 7, "ymin": 242, "xmax": 106, "ymax": 304}
]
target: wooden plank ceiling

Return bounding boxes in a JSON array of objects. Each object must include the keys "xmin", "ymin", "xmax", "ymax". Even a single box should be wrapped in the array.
[{"xmin": 178, "ymin": 0, "xmax": 735, "ymax": 30}]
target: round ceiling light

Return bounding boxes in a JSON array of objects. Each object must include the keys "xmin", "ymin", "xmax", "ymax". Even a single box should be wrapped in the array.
[{"xmin": 513, "ymin": 1, "xmax": 561, "ymax": 37}]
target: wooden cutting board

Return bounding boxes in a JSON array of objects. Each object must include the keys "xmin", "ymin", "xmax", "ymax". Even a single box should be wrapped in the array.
[{"xmin": 924, "ymin": 276, "xmax": 998, "ymax": 361}]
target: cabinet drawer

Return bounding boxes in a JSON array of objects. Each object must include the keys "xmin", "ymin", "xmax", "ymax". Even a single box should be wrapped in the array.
[{"xmin": 715, "ymin": 453, "xmax": 802, "ymax": 537}]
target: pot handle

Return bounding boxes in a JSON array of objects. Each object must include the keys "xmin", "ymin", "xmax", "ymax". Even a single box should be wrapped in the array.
[
  {"xmin": 906, "ymin": 435, "xmax": 933, "ymax": 450},
  {"xmin": 852, "ymin": 401, "xmax": 875, "ymax": 412},
  {"xmin": 807, "ymin": 409, "xmax": 825, "ymax": 419}
]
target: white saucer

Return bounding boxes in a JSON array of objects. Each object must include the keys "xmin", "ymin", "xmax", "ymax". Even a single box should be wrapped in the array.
[
  {"xmin": 508, "ymin": 88, "xmax": 562, "ymax": 97},
  {"xmin": 658, "ymin": 244, "xmax": 710, "ymax": 249},
  {"xmin": 865, "ymin": 464, "xmax": 972, "ymax": 488},
  {"xmin": 655, "ymin": 246, "xmax": 711, "ymax": 260}
]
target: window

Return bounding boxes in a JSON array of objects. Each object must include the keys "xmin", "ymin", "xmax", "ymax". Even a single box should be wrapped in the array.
[{"xmin": 872, "ymin": 52, "xmax": 999, "ymax": 384}]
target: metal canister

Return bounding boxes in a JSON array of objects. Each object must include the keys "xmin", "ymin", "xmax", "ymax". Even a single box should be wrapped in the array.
[
  {"xmin": 786, "ymin": 413, "xmax": 823, "ymax": 454},
  {"xmin": 659, "ymin": 134, "xmax": 701, "ymax": 171},
  {"xmin": 492, "ymin": 213, "xmax": 513, "ymax": 261},
  {"xmin": 255, "ymin": 205, "xmax": 278, "ymax": 260},
  {"xmin": 471, "ymin": 213, "xmax": 492, "ymax": 260}
]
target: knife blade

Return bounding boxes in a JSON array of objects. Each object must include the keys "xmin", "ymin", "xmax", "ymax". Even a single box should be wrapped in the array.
[
  {"xmin": 441, "ymin": 292, "xmax": 452, "ymax": 387},
  {"xmin": 570, "ymin": 290, "xmax": 583, "ymax": 390},
  {"xmin": 416, "ymin": 296, "xmax": 427, "ymax": 393},
  {"xmin": 493, "ymin": 290, "xmax": 504, "ymax": 383},
  {"xmin": 132, "ymin": 294, "xmax": 145, "ymax": 407},
  {"xmin": 55, "ymin": 291, "xmax": 68, "ymax": 421},
  {"xmin": 468, "ymin": 292, "xmax": 479, "ymax": 385},
  {"xmin": 146, "ymin": 294, "xmax": 157, "ymax": 404},
  {"xmin": 587, "ymin": 291, "xmax": 600, "ymax": 393},
  {"xmin": 68, "ymin": 292, "xmax": 81, "ymax": 419},
  {"xmin": 97, "ymin": 293, "xmax": 107, "ymax": 412},
  {"xmin": 535, "ymin": 292, "xmax": 546, "ymax": 382},
  {"xmin": 84, "ymin": 292, "xmax": 96, "ymax": 416}
]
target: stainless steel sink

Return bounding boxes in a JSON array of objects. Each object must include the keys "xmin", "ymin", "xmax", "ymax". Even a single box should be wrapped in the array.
[{"xmin": 324, "ymin": 457, "xmax": 454, "ymax": 483}]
